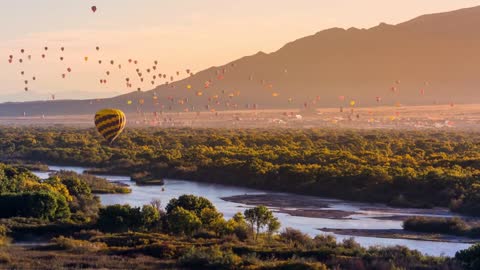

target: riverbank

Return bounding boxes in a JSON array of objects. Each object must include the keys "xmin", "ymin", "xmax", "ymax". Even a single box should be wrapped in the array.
[{"xmin": 320, "ymin": 228, "xmax": 480, "ymax": 244}]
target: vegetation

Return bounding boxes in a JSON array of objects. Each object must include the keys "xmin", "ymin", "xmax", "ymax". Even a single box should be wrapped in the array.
[
  {"xmin": 0, "ymin": 163, "xmax": 472, "ymax": 269},
  {"xmin": 1, "ymin": 127, "xmax": 479, "ymax": 215},
  {"xmin": 52, "ymin": 171, "xmax": 131, "ymax": 194},
  {"xmin": 455, "ymin": 244, "xmax": 480, "ymax": 270},
  {"xmin": 403, "ymin": 217, "xmax": 480, "ymax": 238}
]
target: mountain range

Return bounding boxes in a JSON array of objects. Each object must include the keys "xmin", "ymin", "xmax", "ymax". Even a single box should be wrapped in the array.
[{"xmin": 1, "ymin": 5, "xmax": 480, "ymax": 116}]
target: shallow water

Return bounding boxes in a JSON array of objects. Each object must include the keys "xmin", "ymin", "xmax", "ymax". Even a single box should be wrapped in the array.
[{"xmin": 34, "ymin": 165, "xmax": 473, "ymax": 257}]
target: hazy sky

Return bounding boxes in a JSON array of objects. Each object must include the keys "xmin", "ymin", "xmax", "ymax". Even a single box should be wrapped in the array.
[{"xmin": 1, "ymin": 0, "xmax": 479, "ymax": 102}]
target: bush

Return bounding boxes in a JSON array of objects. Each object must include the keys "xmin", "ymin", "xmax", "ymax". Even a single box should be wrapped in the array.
[
  {"xmin": 0, "ymin": 191, "xmax": 70, "ymax": 220},
  {"xmin": 179, "ymin": 246, "xmax": 241, "ymax": 269},
  {"xmin": 455, "ymin": 244, "xmax": 480, "ymax": 270},
  {"xmin": 52, "ymin": 236, "xmax": 107, "ymax": 253},
  {"xmin": 280, "ymin": 228, "xmax": 312, "ymax": 248},
  {"xmin": 403, "ymin": 217, "xmax": 469, "ymax": 235}
]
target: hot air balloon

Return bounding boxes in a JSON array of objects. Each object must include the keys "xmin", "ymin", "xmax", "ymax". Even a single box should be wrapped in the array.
[
  {"xmin": 67, "ymin": 67, "xmax": 72, "ymax": 73},
  {"xmin": 60, "ymin": 47, "xmax": 64, "ymax": 51},
  {"xmin": 187, "ymin": 85, "xmax": 192, "ymax": 89},
  {"xmin": 127, "ymin": 100, "xmax": 133, "ymax": 105},
  {"xmin": 350, "ymin": 100, "xmax": 356, "ymax": 107},
  {"xmin": 94, "ymin": 109, "xmax": 126, "ymax": 144},
  {"xmin": 84, "ymin": 56, "xmax": 89, "ymax": 62},
  {"xmin": 20, "ymin": 49, "xmax": 24, "ymax": 54},
  {"xmin": 91, "ymin": 6, "xmax": 97, "ymax": 13},
  {"xmin": 60, "ymin": 57, "xmax": 64, "ymax": 61}
]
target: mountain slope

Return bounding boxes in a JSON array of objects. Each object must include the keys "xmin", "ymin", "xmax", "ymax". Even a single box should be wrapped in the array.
[{"xmin": 2, "ymin": 5, "xmax": 480, "ymax": 116}]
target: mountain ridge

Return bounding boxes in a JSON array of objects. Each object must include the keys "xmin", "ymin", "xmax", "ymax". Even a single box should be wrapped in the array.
[{"xmin": 1, "ymin": 5, "xmax": 480, "ymax": 116}]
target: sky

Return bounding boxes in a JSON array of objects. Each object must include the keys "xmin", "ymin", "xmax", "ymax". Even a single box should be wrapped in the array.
[{"xmin": 1, "ymin": 0, "xmax": 479, "ymax": 102}]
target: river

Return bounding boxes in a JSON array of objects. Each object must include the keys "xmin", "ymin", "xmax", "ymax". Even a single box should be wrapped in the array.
[{"xmin": 33, "ymin": 165, "xmax": 474, "ymax": 257}]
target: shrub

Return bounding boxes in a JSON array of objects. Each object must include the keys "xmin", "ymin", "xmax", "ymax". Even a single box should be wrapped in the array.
[
  {"xmin": 280, "ymin": 228, "xmax": 312, "ymax": 248},
  {"xmin": 0, "ymin": 191, "xmax": 70, "ymax": 220},
  {"xmin": 52, "ymin": 236, "xmax": 107, "ymax": 253},
  {"xmin": 403, "ymin": 217, "xmax": 469, "ymax": 235},
  {"xmin": 179, "ymin": 246, "xmax": 241, "ymax": 269},
  {"xmin": 456, "ymin": 244, "xmax": 480, "ymax": 270}
]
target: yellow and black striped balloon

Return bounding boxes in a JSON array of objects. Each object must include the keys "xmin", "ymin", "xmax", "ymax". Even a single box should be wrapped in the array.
[{"xmin": 94, "ymin": 109, "xmax": 126, "ymax": 144}]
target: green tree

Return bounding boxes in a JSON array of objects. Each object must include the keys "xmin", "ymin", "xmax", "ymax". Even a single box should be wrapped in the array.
[
  {"xmin": 244, "ymin": 206, "xmax": 277, "ymax": 240},
  {"xmin": 456, "ymin": 244, "xmax": 480, "ymax": 270},
  {"xmin": 166, "ymin": 207, "xmax": 201, "ymax": 236},
  {"xmin": 166, "ymin": 194, "xmax": 215, "ymax": 216}
]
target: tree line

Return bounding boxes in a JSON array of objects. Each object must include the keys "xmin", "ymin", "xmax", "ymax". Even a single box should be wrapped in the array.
[{"xmin": 1, "ymin": 127, "xmax": 479, "ymax": 215}]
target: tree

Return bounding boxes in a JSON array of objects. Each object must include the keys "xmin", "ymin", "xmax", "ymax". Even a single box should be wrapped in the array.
[
  {"xmin": 0, "ymin": 191, "xmax": 70, "ymax": 220},
  {"xmin": 199, "ymin": 207, "xmax": 225, "ymax": 235},
  {"xmin": 97, "ymin": 204, "xmax": 141, "ymax": 232},
  {"xmin": 456, "ymin": 244, "xmax": 480, "ymax": 270},
  {"xmin": 267, "ymin": 217, "xmax": 281, "ymax": 238},
  {"xmin": 244, "ymin": 206, "xmax": 278, "ymax": 240},
  {"xmin": 140, "ymin": 205, "xmax": 160, "ymax": 231},
  {"xmin": 166, "ymin": 207, "xmax": 201, "ymax": 236},
  {"xmin": 166, "ymin": 195, "xmax": 215, "ymax": 216}
]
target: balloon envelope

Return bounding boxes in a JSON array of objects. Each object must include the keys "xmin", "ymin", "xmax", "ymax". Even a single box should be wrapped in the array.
[{"xmin": 94, "ymin": 109, "xmax": 126, "ymax": 144}]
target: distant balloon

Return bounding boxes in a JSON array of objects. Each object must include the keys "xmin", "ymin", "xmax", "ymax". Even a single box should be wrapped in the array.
[{"xmin": 91, "ymin": 6, "xmax": 97, "ymax": 13}]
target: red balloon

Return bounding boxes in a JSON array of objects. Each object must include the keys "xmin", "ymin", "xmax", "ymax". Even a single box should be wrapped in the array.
[{"xmin": 91, "ymin": 6, "xmax": 97, "ymax": 13}]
